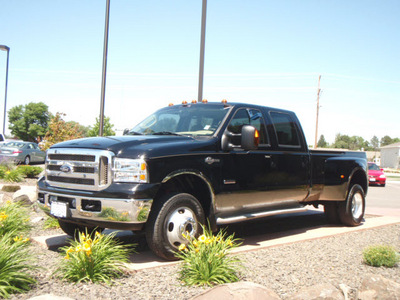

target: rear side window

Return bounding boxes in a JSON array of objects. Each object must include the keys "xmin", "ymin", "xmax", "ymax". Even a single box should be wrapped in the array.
[{"xmin": 269, "ymin": 111, "xmax": 300, "ymax": 147}]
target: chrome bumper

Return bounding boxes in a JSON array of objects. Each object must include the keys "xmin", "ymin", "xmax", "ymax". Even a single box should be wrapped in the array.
[{"xmin": 37, "ymin": 190, "xmax": 152, "ymax": 230}]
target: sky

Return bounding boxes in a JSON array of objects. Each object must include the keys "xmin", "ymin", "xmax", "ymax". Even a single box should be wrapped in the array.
[{"xmin": 0, "ymin": 0, "xmax": 399, "ymax": 146}]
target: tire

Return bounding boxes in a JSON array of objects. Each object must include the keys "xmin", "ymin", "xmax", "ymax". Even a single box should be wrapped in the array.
[
  {"xmin": 324, "ymin": 202, "xmax": 340, "ymax": 224},
  {"xmin": 338, "ymin": 184, "xmax": 365, "ymax": 226},
  {"xmin": 24, "ymin": 155, "xmax": 30, "ymax": 165},
  {"xmin": 145, "ymin": 193, "xmax": 205, "ymax": 260},
  {"xmin": 58, "ymin": 219, "xmax": 104, "ymax": 239}
]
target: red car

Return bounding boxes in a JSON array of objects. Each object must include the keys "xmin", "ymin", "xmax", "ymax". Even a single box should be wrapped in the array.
[{"xmin": 368, "ymin": 162, "xmax": 386, "ymax": 187}]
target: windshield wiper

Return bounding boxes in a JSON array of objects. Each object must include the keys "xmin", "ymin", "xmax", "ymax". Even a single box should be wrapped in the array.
[{"xmin": 152, "ymin": 131, "xmax": 181, "ymax": 136}]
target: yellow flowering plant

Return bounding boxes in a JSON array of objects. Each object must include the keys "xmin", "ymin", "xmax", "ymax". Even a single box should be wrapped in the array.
[
  {"xmin": 175, "ymin": 224, "xmax": 243, "ymax": 286},
  {"xmin": 0, "ymin": 201, "xmax": 31, "ymax": 237},
  {"xmin": 55, "ymin": 229, "xmax": 135, "ymax": 283},
  {"xmin": 0, "ymin": 231, "xmax": 37, "ymax": 298}
]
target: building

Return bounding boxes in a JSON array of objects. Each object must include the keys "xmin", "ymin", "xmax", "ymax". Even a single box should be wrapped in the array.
[{"xmin": 380, "ymin": 142, "xmax": 400, "ymax": 169}]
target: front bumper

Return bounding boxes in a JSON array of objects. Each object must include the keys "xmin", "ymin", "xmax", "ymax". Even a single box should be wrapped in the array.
[{"xmin": 37, "ymin": 178, "xmax": 155, "ymax": 231}]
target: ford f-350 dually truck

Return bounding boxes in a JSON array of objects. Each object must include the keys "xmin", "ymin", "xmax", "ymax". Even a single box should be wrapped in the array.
[{"xmin": 38, "ymin": 101, "xmax": 368, "ymax": 260}]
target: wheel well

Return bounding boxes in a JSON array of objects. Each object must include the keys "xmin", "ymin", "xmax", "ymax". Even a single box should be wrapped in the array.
[
  {"xmin": 350, "ymin": 169, "xmax": 368, "ymax": 195},
  {"xmin": 154, "ymin": 174, "xmax": 213, "ymax": 218}
]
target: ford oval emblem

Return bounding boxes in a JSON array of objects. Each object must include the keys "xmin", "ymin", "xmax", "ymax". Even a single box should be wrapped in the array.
[{"xmin": 60, "ymin": 164, "xmax": 72, "ymax": 173}]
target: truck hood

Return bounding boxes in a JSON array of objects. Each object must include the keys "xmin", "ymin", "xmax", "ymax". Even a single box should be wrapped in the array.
[{"xmin": 50, "ymin": 135, "xmax": 218, "ymax": 159}]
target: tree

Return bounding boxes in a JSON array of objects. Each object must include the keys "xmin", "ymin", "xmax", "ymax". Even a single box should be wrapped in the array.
[
  {"xmin": 317, "ymin": 135, "xmax": 328, "ymax": 148},
  {"xmin": 39, "ymin": 112, "xmax": 84, "ymax": 151},
  {"xmin": 380, "ymin": 135, "xmax": 400, "ymax": 147},
  {"xmin": 87, "ymin": 116, "xmax": 115, "ymax": 137},
  {"xmin": 370, "ymin": 136, "xmax": 380, "ymax": 151},
  {"xmin": 331, "ymin": 133, "xmax": 368, "ymax": 150},
  {"xmin": 8, "ymin": 102, "xmax": 51, "ymax": 142}
]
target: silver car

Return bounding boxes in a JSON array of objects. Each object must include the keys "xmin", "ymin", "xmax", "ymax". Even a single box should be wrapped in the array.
[{"xmin": 0, "ymin": 141, "xmax": 46, "ymax": 165}]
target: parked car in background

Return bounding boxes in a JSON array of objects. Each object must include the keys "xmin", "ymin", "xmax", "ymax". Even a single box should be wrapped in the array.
[
  {"xmin": 0, "ymin": 141, "xmax": 46, "ymax": 165},
  {"xmin": 368, "ymin": 162, "xmax": 386, "ymax": 187}
]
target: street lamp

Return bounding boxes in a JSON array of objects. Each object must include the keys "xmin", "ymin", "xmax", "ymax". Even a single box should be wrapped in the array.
[{"xmin": 0, "ymin": 45, "xmax": 9, "ymax": 136}]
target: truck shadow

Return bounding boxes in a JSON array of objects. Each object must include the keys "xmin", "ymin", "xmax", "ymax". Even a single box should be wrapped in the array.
[{"xmin": 42, "ymin": 209, "xmax": 351, "ymax": 269}]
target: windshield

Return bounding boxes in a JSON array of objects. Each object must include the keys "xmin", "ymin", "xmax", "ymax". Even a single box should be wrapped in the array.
[
  {"xmin": 368, "ymin": 163, "xmax": 381, "ymax": 171},
  {"xmin": 128, "ymin": 104, "xmax": 231, "ymax": 136}
]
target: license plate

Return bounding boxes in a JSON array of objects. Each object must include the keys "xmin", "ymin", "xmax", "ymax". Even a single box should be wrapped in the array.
[
  {"xmin": 50, "ymin": 201, "xmax": 68, "ymax": 218},
  {"xmin": 369, "ymin": 178, "xmax": 376, "ymax": 182}
]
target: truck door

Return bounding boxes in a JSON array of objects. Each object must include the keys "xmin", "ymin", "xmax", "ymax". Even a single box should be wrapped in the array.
[
  {"xmin": 217, "ymin": 107, "xmax": 276, "ymax": 218},
  {"xmin": 267, "ymin": 111, "xmax": 310, "ymax": 202}
]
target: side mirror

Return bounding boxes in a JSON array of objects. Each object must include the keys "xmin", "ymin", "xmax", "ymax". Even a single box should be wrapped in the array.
[
  {"xmin": 241, "ymin": 125, "xmax": 259, "ymax": 150},
  {"xmin": 123, "ymin": 128, "xmax": 129, "ymax": 135}
]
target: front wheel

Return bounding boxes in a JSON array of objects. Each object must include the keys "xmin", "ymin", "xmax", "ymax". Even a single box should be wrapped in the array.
[
  {"xmin": 145, "ymin": 193, "xmax": 205, "ymax": 260},
  {"xmin": 338, "ymin": 184, "xmax": 365, "ymax": 226}
]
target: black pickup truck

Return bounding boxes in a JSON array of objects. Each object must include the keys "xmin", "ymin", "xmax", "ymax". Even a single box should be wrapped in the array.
[{"xmin": 38, "ymin": 101, "xmax": 368, "ymax": 260}]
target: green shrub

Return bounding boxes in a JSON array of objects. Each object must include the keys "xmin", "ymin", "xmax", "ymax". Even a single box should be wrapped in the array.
[
  {"xmin": 55, "ymin": 230, "xmax": 134, "ymax": 283},
  {"xmin": 175, "ymin": 225, "xmax": 243, "ymax": 286},
  {"xmin": 0, "ymin": 232, "xmax": 37, "ymax": 298},
  {"xmin": 17, "ymin": 165, "xmax": 43, "ymax": 178},
  {"xmin": 363, "ymin": 244, "xmax": 400, "ymax": 267},
  {"xmin": 0, "ymin": 201, "xmax": 31, "ymax": 237}
]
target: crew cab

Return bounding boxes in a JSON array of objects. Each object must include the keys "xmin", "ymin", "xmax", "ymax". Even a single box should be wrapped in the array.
[{"xmin": 38, "ymin": 101, "xmax": 368, "ymax": 260}]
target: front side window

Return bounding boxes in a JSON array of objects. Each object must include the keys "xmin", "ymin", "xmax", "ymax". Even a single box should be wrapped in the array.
[
  {"xmin": 227, "ymin": 108, "xmax": 268, "ymax": 146},
  {"xmin": 269, "ymin": 111, "xmax": 300, "ymax": 147}
]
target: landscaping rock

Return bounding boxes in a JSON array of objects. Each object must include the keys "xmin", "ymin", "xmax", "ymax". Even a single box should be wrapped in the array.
[
  {"xmin": 191, "ymin": 282, "xmax": 281, "ymax": 300},
  {"xmin": 1, "ymin": 184, "xmax": 21, "ymax": 193},
  {"xmin": 290, "ymin": 283, "xmax": 344, "ymax": 300},
  {"xmin": 13, "ymin": 187, "xmax": 37, "ymax": 205},
  {"xmin": 358, "ymin": 273, "xmax": 400, "ymax": 299},
  {"xmin": 28, "ymin": 295, "xmax": 74, "ymax": 300}
]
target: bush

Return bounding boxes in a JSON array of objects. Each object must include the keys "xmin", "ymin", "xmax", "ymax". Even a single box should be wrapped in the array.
[
  {"xmin": 363, "ymin": 244, "xmax": 400, "ymax": 267},
  {"xmin": 0, "ymin": 231, "xmax": 37, "ymax": 298},
  {"xmin": 0, "ymin": 201, "xmax": 31, "ymax": 237},
  {"xmin": 55, "ymin": 230, "xmax": 134, "ymax": 283},
  {"xmin": 17, "ymin": 165, "xmax": 43, "ymax": 178},
  {"xmin": 175, "ymin": 225, "xmax": 243, "ymax": 286}
]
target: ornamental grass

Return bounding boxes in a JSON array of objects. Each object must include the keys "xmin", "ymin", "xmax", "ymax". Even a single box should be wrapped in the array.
[
  {"xmin": 0, "ymin": 201, "xmax": 31, "ymax": 237},
  {"xmin": 0, "ymin": 229, "xmax": 37, "ymax": 298},
  {"xmin": 175, "ymin": 225, "xmax": 243, "ymax": 286},
  {"xmin": 56, "ymin": 230, "xmax": 135, "ymax": 284}
]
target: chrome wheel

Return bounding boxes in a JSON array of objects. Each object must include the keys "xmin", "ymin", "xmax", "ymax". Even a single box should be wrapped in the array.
[
  {"xmin": 351, "ymin": 191, "xmax": 363, "ymax": 219},
  {"xmin": 166, "ymin": 206, "xmax": 198, "ymax": 248}
]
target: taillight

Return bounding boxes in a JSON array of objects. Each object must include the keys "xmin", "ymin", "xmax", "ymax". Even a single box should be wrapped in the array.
[{"xmin": 12, "ymin": 150, "xmax": 23, "ymax": 154}]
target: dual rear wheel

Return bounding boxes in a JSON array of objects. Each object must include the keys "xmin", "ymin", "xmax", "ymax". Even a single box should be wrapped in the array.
[{"xmin": 324, "ymin": 184, "xmax": 366, "ymax": 226}]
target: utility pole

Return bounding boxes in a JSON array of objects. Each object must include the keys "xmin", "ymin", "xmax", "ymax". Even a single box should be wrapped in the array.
[{"xmin": 314, "ymin": 75, "xmax": 321, "ymax": 149}]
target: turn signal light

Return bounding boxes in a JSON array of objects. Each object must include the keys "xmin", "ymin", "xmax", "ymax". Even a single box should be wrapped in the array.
[{"xmin": 254, "ymin": 129, "xmax": 260, "ymax": 146}]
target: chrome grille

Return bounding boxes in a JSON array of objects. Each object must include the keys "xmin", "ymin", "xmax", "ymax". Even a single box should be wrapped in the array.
[{"xmin": 45, "ymin": 148, "xmax": 114, "ymax": 191}]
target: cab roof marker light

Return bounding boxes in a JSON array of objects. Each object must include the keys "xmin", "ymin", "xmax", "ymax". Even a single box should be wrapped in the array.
[
  {"xmin": 182, "ymin": 100, "xmax": 188, "ymax": 105},
  {"xmin": 221, "ymin": 99, "xmax": 228, "ymax": 104},
  {"xmin": 202, "ymin": 99, "xmax": 208, "ymax": 103},
  {"xmin": 191, "ymin": 100, "xmax": 197, "ymax": 104},
  {"xmin": 168, "ymin": 103, "xmax": 174, "ymax": 106}
]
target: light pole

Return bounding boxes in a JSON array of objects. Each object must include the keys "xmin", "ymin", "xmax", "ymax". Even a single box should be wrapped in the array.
[
  {"xmin": 99, "ymin": 0, "xmax": 110, "ymax": 136},
  {"xmin": 197, "ymin": 0, "xmax": 207, "ymax": 103},
  {"xmin": 0, "ymin": 45, "xmax": 9, "ymax": 136}
]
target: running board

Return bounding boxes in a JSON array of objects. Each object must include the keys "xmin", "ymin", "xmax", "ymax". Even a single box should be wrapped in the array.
[{"xmin": 216, "ymin": 207, "xmax": 308, "ymax": 225}]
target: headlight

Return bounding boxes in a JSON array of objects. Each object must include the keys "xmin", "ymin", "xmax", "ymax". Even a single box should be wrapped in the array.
[
  {"xmin": 379, "ymin": 174, "xmax": 386, "ymax": 179},
  {"xmin": 113, "ymin": 158, "xmax": 148, "ymax": 183}
]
